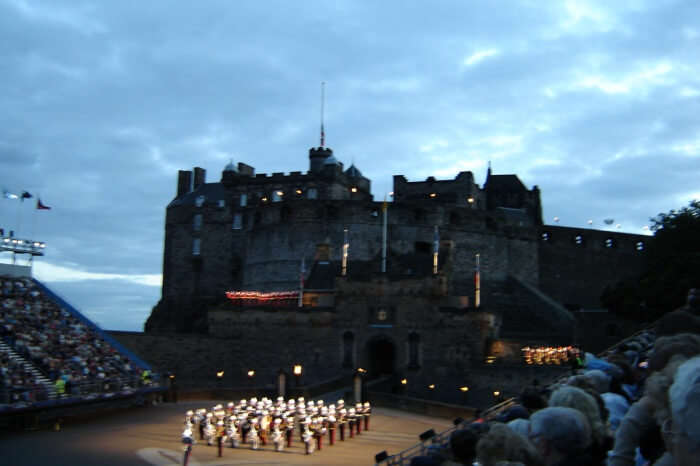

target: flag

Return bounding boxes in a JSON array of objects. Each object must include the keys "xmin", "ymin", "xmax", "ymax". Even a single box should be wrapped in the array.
[
  {"xmin": 37, "ymin": 198, "xmax": 51, "ymax": 210},
  {"xmin": 21, "ymin": 191, "xmax": 33, "ymax": 202},
  {"xmin": 3, "ymin": 189, "xmax": 18, "ymax": 200}
]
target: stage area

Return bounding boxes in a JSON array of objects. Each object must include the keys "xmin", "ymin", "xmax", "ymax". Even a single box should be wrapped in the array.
[{"xmin": 1, "ymin": 401, "xmax": 453, "ymax": 465}]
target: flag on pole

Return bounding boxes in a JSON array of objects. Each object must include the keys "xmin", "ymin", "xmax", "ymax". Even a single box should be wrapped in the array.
[
  {"xmin": 36, "ymin": 198, "xmax": 51, "ymax": 210},
  {"xmin": 21, "ymin": 191, "xmax": 33, "ymax": 202},
  {"xmin": 3, "ymin": 189, "xmax": 18, "ymax": 200}
]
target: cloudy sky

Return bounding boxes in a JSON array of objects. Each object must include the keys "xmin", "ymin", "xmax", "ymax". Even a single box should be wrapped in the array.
[{"xmin": 1, "ymin": 0, "xmax": 698, "ymax": 331}]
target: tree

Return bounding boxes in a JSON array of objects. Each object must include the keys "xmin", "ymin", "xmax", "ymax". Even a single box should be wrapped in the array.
[{"xmin": 602, "ymin": 200, "xmax": 700, "ymax": 321}]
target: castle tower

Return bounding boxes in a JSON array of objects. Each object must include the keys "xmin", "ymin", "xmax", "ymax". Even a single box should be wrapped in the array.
[{"xmin": 309, "ymin": 146, "xmax": 333, "ymax": 173}]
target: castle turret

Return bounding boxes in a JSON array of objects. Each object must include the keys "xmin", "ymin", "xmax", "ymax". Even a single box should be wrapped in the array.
[{"xmin": 309, "ymin": 147, "xmax": 333, "ymax": 173}]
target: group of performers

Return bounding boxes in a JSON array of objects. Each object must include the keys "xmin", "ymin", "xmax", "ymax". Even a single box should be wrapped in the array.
[{"xmin": 181, "ymin": 396, "xmax": 371, "ymax": 460}]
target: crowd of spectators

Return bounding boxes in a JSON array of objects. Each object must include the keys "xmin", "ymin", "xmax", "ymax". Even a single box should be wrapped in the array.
[
  {"xmin": 1, "ymin": 275, "xmax": 150, "ymax": 408},
  {"xmin": 407, "ymin": 288, "xmax": 700, "ymax": 466}
]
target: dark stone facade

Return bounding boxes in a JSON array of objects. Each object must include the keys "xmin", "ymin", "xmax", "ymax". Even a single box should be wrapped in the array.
[{"xmin": 140, "ymin": 144, "xmax": 649, "ymax": 403}]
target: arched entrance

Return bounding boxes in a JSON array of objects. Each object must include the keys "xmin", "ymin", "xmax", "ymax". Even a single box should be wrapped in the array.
[{"xmin": 367, "ymin": 338, "xmax": 395, "ymax": 376}]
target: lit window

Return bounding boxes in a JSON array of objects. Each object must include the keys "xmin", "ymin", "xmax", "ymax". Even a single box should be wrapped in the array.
[
  {"xmin": 239, "ymin": 194, "xmax": 247, "ymax": 207},
  {"xmin": 195, "ymin": 195, "xmax": 205, "ymax": 207},
  {"xmin": 575, "ymin": 235, "xmax": 583, "ymax": 245},
  {"xmin": 192, "ymin": 238, "xmax": 201, "ymax": 256},
  {"xmin": 307, "ymin": 188, "xmax": 318, "ymax": 199},
  {"xmin": 636, "ymin": 241, "xmax": 644, "ymax": 251},
  {"xmin": 350, "ymin": 187, "xmax": 358, "ymax": 193},
  {"xmin": 272, "ymin": 191, "xmax": 283, "ymax": 202},
  {"xmin": 193, "ymin": 214, "xmax": 202, "ymax": 231},
  {"xmin": 605, "ymin": 238, "xmax": 614, "ymax": 248},
  {"xmin": 232, "ymin": 213, "xmax": 242, "ymax": 230}
]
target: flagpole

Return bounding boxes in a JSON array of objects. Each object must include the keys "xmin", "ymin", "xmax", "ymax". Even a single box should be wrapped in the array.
[
  {"xmin": 475, "ymin": 253, "xmax": 481, "ymax": 308},
  {"xmin": 433, "ymin": 225, "xmax": 439, "ymax": 275},
  {"xmin": 342, "ymin": 228, "xmax": 349, "ymax": 277},
  {"xmin": 381, "ymin": 197, "xmax": 388, "ymax": 274},
  {"xmin": 298, "ymin": 256, "xmax": 305, "ymax": 308}
]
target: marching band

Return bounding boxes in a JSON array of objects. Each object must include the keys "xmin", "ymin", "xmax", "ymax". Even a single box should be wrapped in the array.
[{"xmin": 180, "ymin": 397, "xmax": 371, "ymax": 458}]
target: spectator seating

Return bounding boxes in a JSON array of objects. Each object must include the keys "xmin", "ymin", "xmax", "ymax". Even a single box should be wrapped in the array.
[{"xmin": 0, "ymin": 275, "xmax": 158, "ymax": 411}]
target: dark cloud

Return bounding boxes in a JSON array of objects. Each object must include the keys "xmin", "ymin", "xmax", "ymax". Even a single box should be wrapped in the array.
[{"xmin": 1, "ymin": 0, "xmax": 698, "ymax": 329}]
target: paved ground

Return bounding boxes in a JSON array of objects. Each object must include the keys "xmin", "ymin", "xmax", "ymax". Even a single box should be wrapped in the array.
[{"xmin": 1, "ymin": 401, "xmax": 453, "ymax": 465}]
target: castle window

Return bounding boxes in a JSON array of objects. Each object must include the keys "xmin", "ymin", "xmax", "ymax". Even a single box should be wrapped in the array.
[
  {"xmin": 307, "ymin": 188, "xmax": 318, "ymax": 199},
  {"xmin": 408, "ymin": 332, "xmax": 420, "ymax": 369},
  {"xmin": 193, "ymin": 214, "xmax": 202, "ymax": 231},
  {"xmin": 232, "ymin": 213, "xmax": 242, "ymax": 230},
  {"xmin": 239, "ymin": 194, "xmax": 247, "ymax": 207},
  {"xmin": 218, "ymin": 199, "xmax": 225, "ymax": 208},
  {"xmin": 342, "ymin": 331, "xmax": 354, "ymax": 368},
  {"xmin": 605, "ymin": 238, "xmax": 615, "ymax": 248},
  {"xmin": 272, "ymin": 191, "xmax": 283, "ymax": 202},
  {"xmin": 415, "ymin": 241, "xmax": 431, "ymax": 254},
  {"xmin": 414, "ymin": 208, "xmax": 426, "ymax": 222},
  {"xmin": 280, "ymin": 206, "xmax": 291, "ymax": 222},
  {"xmin": 541, "ymin": 232, "xmax": 550, "ymax": 241},
  {"xmin": 636, "ymin": 241, "xmax": 645, "ymax": 251},
  {"xmin": 192, "ymin": 238, "xmax": 201, "ymax": 256},
  {"xmin": 195, "ymin": 195, "xmax": 205, "ymax": 207},
  {"xmin": 574, "ymin": 235, "xmax": 584, "ymax": 245}
]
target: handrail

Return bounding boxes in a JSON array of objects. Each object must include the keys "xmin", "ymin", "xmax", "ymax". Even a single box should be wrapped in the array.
[{"xmin": 376, "ymin": 397, "xmax": 517, "ymax": 465}]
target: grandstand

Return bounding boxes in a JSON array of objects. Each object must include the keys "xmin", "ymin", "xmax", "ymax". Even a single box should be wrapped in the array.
[{"xmin": 0, "ymin": 266, "xmax": 163, "ymax": 428}]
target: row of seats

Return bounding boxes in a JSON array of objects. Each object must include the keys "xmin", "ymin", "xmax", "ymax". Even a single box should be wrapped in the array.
[{"xmin": 0, "ymin": 275, "xmax": 155, "ymax": 409}]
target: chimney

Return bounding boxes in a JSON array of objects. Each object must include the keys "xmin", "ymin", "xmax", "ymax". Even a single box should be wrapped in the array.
[
  {"xmin": 177, "ymin": 170, "xmax": 192, "ymax": 197},
  {"xmin": 193, "ymin": 167, "xmax": 206, "ymax": 190}
]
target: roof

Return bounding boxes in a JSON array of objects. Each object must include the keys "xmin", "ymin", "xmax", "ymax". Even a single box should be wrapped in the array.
[
  {"xmin": 485, "ymin": 174, "xmax": 527, "ymax": 192},
  {"xmin": 345, "ymin": 164, "xmax": 362, "ymax": 178},
  {"xmin": 168, "ymin": 182, "xmax": 229, "ymax": 207}
]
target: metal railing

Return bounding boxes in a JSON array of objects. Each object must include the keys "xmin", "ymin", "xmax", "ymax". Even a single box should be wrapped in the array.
[
  {"xmin": 376, "ymin": 397, "xmax": 517, "ymax": 465},
  {"xmin": 0, "ymin": 374, "xmax": 161, "ymax": 411}
]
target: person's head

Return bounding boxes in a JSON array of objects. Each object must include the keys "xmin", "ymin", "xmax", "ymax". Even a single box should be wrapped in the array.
[
  {"xmin": 449, "ymin": 427, "xmax": 479, "ymax": 464},
  {"xmin": 528, "ymin": 407, "xmax": 590, "ymax": 466},
  {"xmin": 476, "ymin": 423, "xmax": 542, "ymax": 466},
  {"xmin": 649, "ymin": 334, "xmax": 700, "ymax": 373},
  {"xmin": 667, "ymin": 355, "xmax": 700, "ymax": 465},
  {"xmin": 548, "ymin": 385, "xmax": 606, "ymax": 444},
  {"xmin": 519, "ymin": 387, "xmax": 546, "ymax": 412}
]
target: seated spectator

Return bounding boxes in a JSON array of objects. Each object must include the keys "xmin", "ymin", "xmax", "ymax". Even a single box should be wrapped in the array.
[
  {"xmin": 442, "ymin": 427, "xmax": 480, "ymax": 465},
  {"xmin": 528, "ymin": 407, "xmax": 591, "ymax": 466},
  {"xmin": 666, "ymin": 355, "xmax": 700, "ymax": 466},
  {"xmin": 548, "ymin": 385, "xmax": 611, "ymax": 465},
  {"xmin": 476, "ymin": 423, "xmax": 542, "ymax": 466}
]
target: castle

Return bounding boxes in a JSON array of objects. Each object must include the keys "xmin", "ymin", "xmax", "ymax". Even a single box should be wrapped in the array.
[{"xmin": 142, "ymin": 143, "xmax": 649, "ymax": 404}]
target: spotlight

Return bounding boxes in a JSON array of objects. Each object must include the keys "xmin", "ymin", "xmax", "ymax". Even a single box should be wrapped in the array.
[
  {"xmin": 419, "ymin": 428, "xmax": 436, "ymax": 442},
  {"xmin": 350, "ymin": 187, "xmax": 358, "ymax": 193},
  {"xmin": 247, "ymin": 370, "xmax": 255, "ymax": 378},
  {"xmin": 375, "ymin": 450, "xmax": 389, "ymax": 462},
  {"xmin": 400, "ymin": 378, "xmax": 407, "ymax": 385},
  {"xmin": 428, "ymin": 384, "xmax": 435, "ymax": 389},
  {"xmin": 459, "ymin": 386, "xmax": 469, "ymax": 392}
]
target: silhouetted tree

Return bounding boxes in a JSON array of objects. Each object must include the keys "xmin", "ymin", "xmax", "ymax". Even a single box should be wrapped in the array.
[{"xmin": 602, "ymin": 200, "xmax": 700, "ymax": 321}]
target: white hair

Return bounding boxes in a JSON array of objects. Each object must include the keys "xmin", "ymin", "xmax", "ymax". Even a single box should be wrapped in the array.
[
  {"xmin": 669, "ymin": 355, "xmax": 700, "ymax": 451},
  {"xmin": 529, "ymin": 407, "xmax": 591, "ymax": 455}
]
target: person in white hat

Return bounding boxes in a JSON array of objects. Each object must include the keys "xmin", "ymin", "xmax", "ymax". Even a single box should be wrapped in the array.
[
  {"xmin": 363, "ymin": 401, "xmax": 372, "ymax": 430},
  {"xmin": 181, "ymin": 425, "xmax": 195, "ymax": 466},
  {"xmin": 249, "ymin": 418, "xmax": 260, "ymax": 450},
  {"xmin": 204, "ymin": 412, "xmax": 215, "ymax": 445},
  {"xmin": 302, "ymin": 417, "xmax": 314, "ymax": 454},
  {"xmin": 338, "ymin": 407, "xmax": 348, "ymax": 441},
  {"xmin": 226, "ymin": 415, "xmax": 240, "ymax": 448},
  {"xmin": 272, "ymin": 418, "xmax": 284, "ymax": 451}
]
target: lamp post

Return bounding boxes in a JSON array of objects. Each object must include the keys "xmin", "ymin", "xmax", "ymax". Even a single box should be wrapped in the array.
[{"xmin": 293, "ymin": 364, "xmax": 303, "ymax": 387}]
